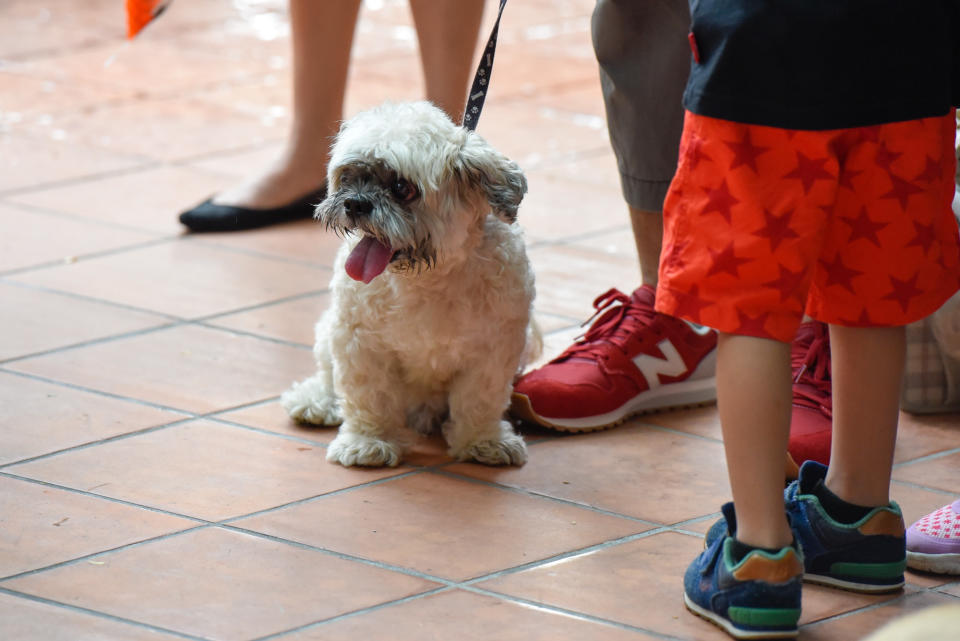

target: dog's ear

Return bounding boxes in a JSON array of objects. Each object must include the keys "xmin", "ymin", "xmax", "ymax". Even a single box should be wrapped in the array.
[{"xmin": 456, "ymin": 132, "xmax": 528, "ymax": 223}]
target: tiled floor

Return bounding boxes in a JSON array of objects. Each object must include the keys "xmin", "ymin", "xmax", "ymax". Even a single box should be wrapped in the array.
[{"xmin": 2, "ymin": 1, "xmax": 959, "ymax": 640}]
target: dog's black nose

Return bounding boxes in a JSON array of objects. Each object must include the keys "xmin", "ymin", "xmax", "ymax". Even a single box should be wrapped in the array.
[{"xmin": 344, "ymin": 198, "xmax": 373, "ymax": 217}]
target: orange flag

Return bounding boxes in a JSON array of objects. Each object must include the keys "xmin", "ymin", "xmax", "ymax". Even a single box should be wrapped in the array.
[{"xmin": 125, "ymin": 0, "xmax": 173, "ymax": 39}]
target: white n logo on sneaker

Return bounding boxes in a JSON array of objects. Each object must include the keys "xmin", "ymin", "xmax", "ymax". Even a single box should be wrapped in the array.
[{"xmin": 632, "ymin": 339, "xmax": 688, "ymax": 389}]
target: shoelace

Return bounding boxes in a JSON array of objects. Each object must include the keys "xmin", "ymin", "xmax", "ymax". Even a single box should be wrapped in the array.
[
  {"xmin": 557, "ymin": 288, "xmax": 657, "ymax": 361},
  {"xmin": 792, "ymin": 322, "xmax": 832, "ymax": 413}
]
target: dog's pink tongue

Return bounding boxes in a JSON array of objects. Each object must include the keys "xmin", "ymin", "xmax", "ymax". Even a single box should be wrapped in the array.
[{"xmin": 345, "ymin": 236, "xmax": 393, "ymax": 284}]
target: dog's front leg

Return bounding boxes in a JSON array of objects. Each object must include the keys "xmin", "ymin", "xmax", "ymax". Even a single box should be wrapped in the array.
[
  {"xmin": 326, "ymin": 366, "xmax": 408, "ymax": 468},
  {"xmin": 444, "ymin": 374, "xmax": 527, "ymax": 466}
]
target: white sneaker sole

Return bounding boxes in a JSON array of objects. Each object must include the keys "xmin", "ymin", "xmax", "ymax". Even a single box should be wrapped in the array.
[{"xmin": 511, "ymin": 349, "xmax": 717, "ymax": 433}]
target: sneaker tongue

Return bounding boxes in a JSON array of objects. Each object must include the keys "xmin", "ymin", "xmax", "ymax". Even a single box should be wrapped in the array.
[
  {"xmin": 345, "ymin": 236, "xmax": 394, "ymax": 284},
  {"xmin": 631, "ymin": 285, "xmax": 657, "ymax": 307}
]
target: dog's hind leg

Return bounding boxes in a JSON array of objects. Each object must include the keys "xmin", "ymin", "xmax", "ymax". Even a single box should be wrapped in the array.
[{"xmin": 281, "ymin": 326, "xmax": 342, "ymax": 425}]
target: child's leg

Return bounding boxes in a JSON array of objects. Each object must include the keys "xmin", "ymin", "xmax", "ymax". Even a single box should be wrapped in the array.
[
  {"xmin": 717, "ymin": 332, "xmax": 794, "ymax": 549},
  {"xmin": 825, "ymin": 325, "xmax": 905, "ymax": 507}
]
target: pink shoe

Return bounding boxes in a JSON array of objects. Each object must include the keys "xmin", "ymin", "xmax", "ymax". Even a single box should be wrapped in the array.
[
  {"xmin": 510, "ymin": 286, "xmax": 718, "ymax": 432},
  {"xmin": 906, "ymin": 499, "xmax": 960, "ymax": 574}
]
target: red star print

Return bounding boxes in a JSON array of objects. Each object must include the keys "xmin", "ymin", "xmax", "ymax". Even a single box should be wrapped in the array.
[
  {"xmin": 734, "ymin": 310, "xmax": 773, "ymax": 338},
  {"xmin": 724, "ymin": 130, "xmax": 770, "ymax": 173},
  {"xmin": 762, "ymin": 263, "xmax": 807, "ymax": 303},
  {"xmin": 838, "ymin": 168, "xmax": 862, "ymax": 191},
  {"xmin": 844, "ymin": 207, "xmax": 887, "ymax": 247},
  {"xmin": 881, "ymin": 173, "xmax": 924, "ymax": 210},
  {"xmin": 752, "ymin": 208, "xmax": 800, "ymax": 252},
  {"xmin": 687, "ymin": 136, "xmax": 712, "ymax": 170},
  {"xmin": 783, "ymin": 152, "xmax": 835, "ymax": 194},
  {"xmin": 706, "ymin": 241, "xmax": 752, "ymax": 278},
  {"xmin": 874, "ymin": 141, "xmax": 903, "ymax": 171},
  {"xmin": 915, "ymin": 156, "xmax": 944, "ymax": 184},
  {"xmin": 906, "ymin": 221, "xmax": 938, "ymax": 255},
  {"xmin": 673, "ymin": 285, "xmax": 712, "ymax": 320},
  {"xmin": 702, "ymin": 179, "xmax": 740, "ymax": 223},
  {"xmin": 882, "ymin": 273, "xmax": 923, "ymax": 313},
  {"xmin": 820, "ymin": 254, "xmax": 863, "ymax": 294},
  {"xmin": 841, "ymin": 308, "xmax": 873, "ymax": 326}
]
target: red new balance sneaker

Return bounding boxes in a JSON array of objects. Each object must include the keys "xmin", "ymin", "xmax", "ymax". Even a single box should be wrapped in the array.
[
  {"xmin": 787, "ymin": 321, "xmax": 832, "ymax": 478},
  {"xmin": 510, "ymin": 285, "xmax": 718, "ymax": 432}
]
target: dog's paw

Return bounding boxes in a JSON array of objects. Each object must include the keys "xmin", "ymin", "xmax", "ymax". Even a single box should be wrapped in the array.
[
  {"xmin": 281, "ymin": 377, "xmax": 342, "ymax": 425},
  {"xmin": 453, "ymin": 426, "xmax": 527, "ymax": 466},
  {"xmin": 327, "ymin": 431, "xmax": 402, "ymax": 467}
]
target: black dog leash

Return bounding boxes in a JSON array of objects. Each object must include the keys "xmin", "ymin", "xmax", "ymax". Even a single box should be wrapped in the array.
[{"xmin": 462, "ymin": 0, "xmax": 508, "ymax": 132}]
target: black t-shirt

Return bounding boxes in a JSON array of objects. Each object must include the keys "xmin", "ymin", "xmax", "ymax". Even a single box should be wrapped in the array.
[{"xmin": 683, "ymin": 0, "xmax": 959, "ymax": 130}]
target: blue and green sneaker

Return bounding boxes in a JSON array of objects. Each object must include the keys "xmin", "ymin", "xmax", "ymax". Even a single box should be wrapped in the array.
[
  {"xmin": 705, "ymin": 461, "xmax": 907, "ymax": 593},
  {"xmin": 684, "ymin": 504, "xmax": 803, "ymax": 640}
]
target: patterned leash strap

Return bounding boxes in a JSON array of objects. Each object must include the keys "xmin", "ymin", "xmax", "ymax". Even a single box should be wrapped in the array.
[{"xmin": 462, "ymin": 0, "xmax": 508, "ymax": 132}]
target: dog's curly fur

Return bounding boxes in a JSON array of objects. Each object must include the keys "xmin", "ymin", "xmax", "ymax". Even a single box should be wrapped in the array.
[{"xmin": 282, "ymin": 101, "xmax": 540, "ymax": 467}]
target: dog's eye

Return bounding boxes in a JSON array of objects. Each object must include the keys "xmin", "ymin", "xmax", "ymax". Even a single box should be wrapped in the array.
[{"xmin": 391, "ymin": 178, "xmax": 418, "ymax": 203}]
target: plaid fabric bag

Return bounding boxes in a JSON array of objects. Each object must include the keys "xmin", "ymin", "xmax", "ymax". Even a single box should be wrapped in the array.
[
  {"xmin": 901, "ymin": 186, "xmax": 960, "ymax": 414},
  {"xmin": 902, "ymin": 293, "xmax": 960, "ymax": 414}
]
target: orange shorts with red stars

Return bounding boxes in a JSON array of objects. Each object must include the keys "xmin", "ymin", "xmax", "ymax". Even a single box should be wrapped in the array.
[{"xmin": 655, "ymin": 110, "xmax": 960, "ymax": 343}]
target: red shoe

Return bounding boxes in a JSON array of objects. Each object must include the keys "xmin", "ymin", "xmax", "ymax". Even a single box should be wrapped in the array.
[
  {"xmin": 788, "ymin": 321, "xmax": 832, "ymax": 477},
  {"xmin": 510, "ymin": 286, "xmax": 718, "ymax": 432}
]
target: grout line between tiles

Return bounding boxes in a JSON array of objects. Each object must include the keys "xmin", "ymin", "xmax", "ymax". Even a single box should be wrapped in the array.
[
  {"xmin": 248, "ymin": 586, "xmax": 457, "ymax": 641},
  {"xmin": 0, "ymin": 587, "xmax": 208, "ymax": 640},
  {"xmin": 0, "ymin": 321, "xmax": 181, "ymax": 366},
  {"xmin": 0, "ymin": 198, "xmax": 173, "ymax": 238},
  {"xmin": 429, "ymin": 467, "xmax": 661, "ymax": 526},
  {"xmin": 462, "ymin": 586, "xmax": 687, "ymax": 640},
  {"xmin": 218, "ymin": 522, "xmax": 456, "ymax": 587},
  {"xmin": 892, "ymin": 446, "xmax": 960, "ymax": 469},
  {"xmin": 0, "ymin": 278, "xmax": 185, "ymax": 322},
  {"xmin": 0, "ymin": 523, "xmax": 212, "ymax": 584}
]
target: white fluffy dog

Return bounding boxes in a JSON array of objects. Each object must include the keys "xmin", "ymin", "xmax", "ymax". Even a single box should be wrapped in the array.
[{"xmin": 282, "ymin": 101, "xmax": 539, "ymax": 468}]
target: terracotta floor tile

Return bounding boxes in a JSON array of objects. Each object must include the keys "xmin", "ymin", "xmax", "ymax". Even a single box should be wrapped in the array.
[
  {"xmin": 10, "ymin": 241, "xmax": 326, "ymax": 319},
  {"xmin": 0, "ymin": 2, "xmax": 114, "ymax": 61},
  {"xmin": 237, "ymin": 471, "xmax": 646, "ymax": 581},
  {"xmin": 3, "ymin": 527, "xmax": 437, "ymax": 640},
  {"xmin": 895, "ymin": 411, "xmax": 960, "ymax": 464},
  {"xmin": 279, "ymin": 589, "xmax": 653, "ymax": 641},
  {"xmin": 0, "ymin": 476, "xmax": 193, "ymax": 577},
  {"xmin": 478, "ymin": 531, "xmax": 730, "ymax": 640},
  {"xmin": 940, "ymin": 583, "xmax": 960, "ymax": 597},
  {"xmin": 8, "ymin": 420, "xmax": 405, "ymax": 521},
  {"xmin": 528, "ymin": 244, "xmax": 641, "ymax": 319},
  {"xmin": 207, "ymin": 292, "xmax": 328, "ymax": 345},
  {"xmin": 15, "ymin": 41, "xmax": 274, "ymax": 98},
  {"xmin": 799, "ymin": 591, "xmax": 960, "ymax": 641},
  {"xmin": 214, "ymin": 401, "xmax": 334, "ymax": 445},
  {"xmin": 23, "ymin": 96, "xmax": 285, "ymax": 164},
  {"xmin": 449, "ymin": 425, "xmax": 730, "ymax": 524},
  {"xmin": 480, "ymin": 101, "xmax": 611, "ymax": 172},
  {"xmin": 0, "ymin": 70, "xmax": 131, "ymax": 120},
  {"xmin": 194, "ymin": 222, "xmax": 341, "ymax": 267},
  {"xmin": 531, "ymin": 151, "xmax": 622, "ymax": 191},
  {"xmin": 0, "ymin": 204, "xmax": 157, "ymax": 274},
  {"xmin": 0, "ymin": 592, "xmax": 182, "ymax": 641},
  {"xmin": 0, "ymin": 132, "xmax": 146, "ymax": 193},
  {"xmin": 0, "ymin": 284, "xmax": 169, "ymax": 362},
  {"xmin": 799, "ymin": 582, "xmax": 915, "ymax": 626},
  {"xmin": 522, "ymin": 173, "xmax": 632, "ymax": 242},
  {"xmin": 0, "ymin": 372, "xmax": 183, "ymax": 466},
  {"xmin": 182, "ymin": 141, "xmax": 285, "ymax": 178},
  {"xmin": 8, "ymin": 324, "xmax": 313, "ymax": 414},
  {"xmin": 893, "ymin": 451, "xmax": 960, "ymax": 495},
  {"xmin": 642, "ymin": 406, "xmax": 723, "ymax": 442},
  {"xmin": 7, "ymin": 165, "xmax": 234, "ymax": 235}
]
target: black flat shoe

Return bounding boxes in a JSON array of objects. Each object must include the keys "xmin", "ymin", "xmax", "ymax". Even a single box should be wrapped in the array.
[{"xmin": 178, "ymin": 185, "xmax": 327, "ymax": 232}]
